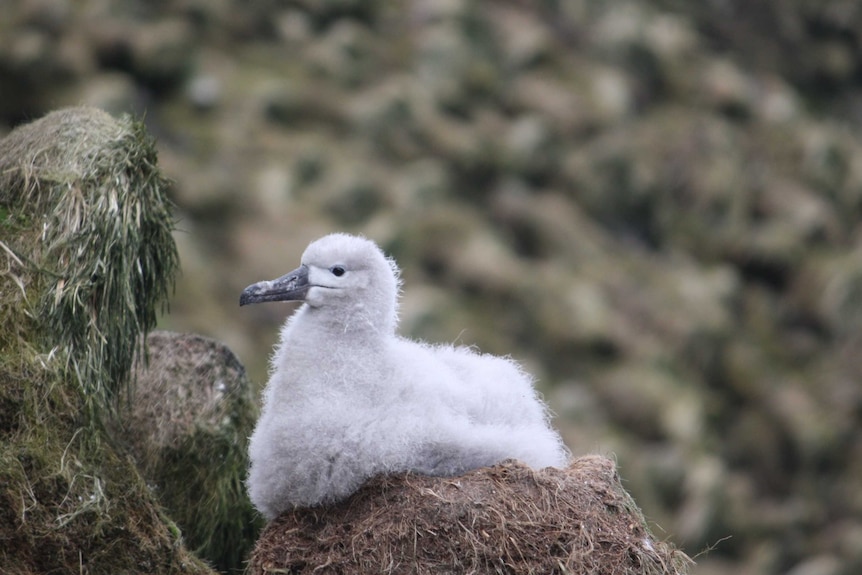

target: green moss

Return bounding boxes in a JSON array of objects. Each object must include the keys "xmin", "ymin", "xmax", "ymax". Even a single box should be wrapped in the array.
[
  {"xmin": 117, "ymin": 331, "xmax": 263, "ymax": 573},
  {"xmin": 0, "ymin": 349, "xmax": 214, "ymax": 574},
  {"xmin": 157, "ymin": 427, "xmax": 261, "ymax": 571}
]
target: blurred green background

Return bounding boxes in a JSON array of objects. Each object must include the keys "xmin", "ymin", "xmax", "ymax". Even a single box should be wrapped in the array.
[{"xmin": 3, "ymin": 1, "xmax": 862, "ymax": 574}]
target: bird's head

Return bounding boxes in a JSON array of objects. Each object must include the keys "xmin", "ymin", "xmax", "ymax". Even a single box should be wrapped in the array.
[{"xmin": 240, "ymin": 233, "xmax": 401, "ymax": 333}]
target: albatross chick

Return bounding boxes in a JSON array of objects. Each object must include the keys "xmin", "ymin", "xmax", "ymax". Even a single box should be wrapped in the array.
[{"xmin": 240, "ymin": 233, "xmax": 569, "ymax": 519}]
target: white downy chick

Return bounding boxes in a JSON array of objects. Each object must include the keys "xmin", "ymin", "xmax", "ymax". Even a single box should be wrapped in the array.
[{"xmin": 240, "ymin": 233, "xmax": 569, "ymax": 519}]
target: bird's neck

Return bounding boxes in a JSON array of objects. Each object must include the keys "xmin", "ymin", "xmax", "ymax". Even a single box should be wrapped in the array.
[
  {"xmin": 274, "ymin": 305, "xmax": 389, "ymax": 397},
  {"xmin": 289, "ymin": 303, "xmax": 392, "ymax": 350},
  {"xmin": 309, "ymin": 302, "xmax": 395, "ymax": 339}
]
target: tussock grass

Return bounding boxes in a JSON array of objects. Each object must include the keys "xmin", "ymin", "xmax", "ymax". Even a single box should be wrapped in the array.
[
  {"xmin": 0, "ymin": 107, "xmax": 212, "ymax": 575},
  {"xmin": 0, "ymin": 106, "xmax": 178, "ymax": 415}
]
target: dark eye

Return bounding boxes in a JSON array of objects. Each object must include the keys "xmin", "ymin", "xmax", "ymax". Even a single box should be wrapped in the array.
[{"xmin": 330, "ymin": 265, "xmax": 346, "ymax": 277}]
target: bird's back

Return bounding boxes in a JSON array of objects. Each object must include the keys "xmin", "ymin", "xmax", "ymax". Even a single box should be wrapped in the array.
[
  {"xmin": 424, "ymin": 343, "xmax": 546, "ymax": 425},
  {"xmin": 386, "ymin": 338, "xmax": 569, "ymax": 470}
]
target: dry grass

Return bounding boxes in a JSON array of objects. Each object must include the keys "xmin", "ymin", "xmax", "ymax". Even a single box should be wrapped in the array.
[{"xmin": 251, "ymin": 456, "xmax": 693, "ymax": 575}]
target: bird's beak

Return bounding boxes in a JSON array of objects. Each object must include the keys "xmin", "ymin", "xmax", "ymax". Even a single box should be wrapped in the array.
[{"xmin": 240, "ymin": 264, "xmax": 310, "ymax": 306}]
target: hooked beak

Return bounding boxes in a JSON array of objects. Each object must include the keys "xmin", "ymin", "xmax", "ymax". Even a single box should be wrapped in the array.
[{"xmin": 240, "ymin": 264, "xmax": 310, "ymax": 306}]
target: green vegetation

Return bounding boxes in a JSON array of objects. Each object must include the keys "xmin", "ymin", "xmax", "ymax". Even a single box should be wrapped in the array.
[{"xmin": 0, "ymin": 108, "xmax": 211, "ymax": 575}]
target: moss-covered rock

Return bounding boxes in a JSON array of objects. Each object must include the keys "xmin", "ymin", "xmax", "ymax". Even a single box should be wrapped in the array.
[{"xmin": 120, "ymin": 331, "xmax": 262, "ymax": 573}]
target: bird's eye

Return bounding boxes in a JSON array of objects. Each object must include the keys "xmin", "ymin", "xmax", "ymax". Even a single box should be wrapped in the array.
[{"xmin": 330, "ymin": 266, "xmax": 346, "ymax": 277}]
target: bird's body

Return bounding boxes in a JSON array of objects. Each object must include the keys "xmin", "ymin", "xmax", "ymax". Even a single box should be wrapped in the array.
[{"xmin": 242, "ymin": 233, "xmax": 568, "ymax": 519}]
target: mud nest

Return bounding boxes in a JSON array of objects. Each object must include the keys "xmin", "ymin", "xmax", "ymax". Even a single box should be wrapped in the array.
[{"xmin": 251, "ymin": 456, "xmax": 692, "ymax": 575}]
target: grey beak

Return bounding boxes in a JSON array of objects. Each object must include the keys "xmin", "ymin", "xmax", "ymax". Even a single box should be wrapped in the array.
[{"xmin": 240, "ymin": 264, "xmax": 310, "ymax": 306}]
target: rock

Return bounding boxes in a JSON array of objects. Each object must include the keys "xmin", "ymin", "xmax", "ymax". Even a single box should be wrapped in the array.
[{"xmin": 186, "ymin": 73, "xmax": 222, "ymax": 111}]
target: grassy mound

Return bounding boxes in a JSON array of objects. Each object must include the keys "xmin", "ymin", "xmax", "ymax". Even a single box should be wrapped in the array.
[
  {"xmin": 251, "ymin": 457, "xmax": 692, "ymax": 575},
  {"xmin": 0, "ymin": 107, "xmax": 212, "ymax": 574}
]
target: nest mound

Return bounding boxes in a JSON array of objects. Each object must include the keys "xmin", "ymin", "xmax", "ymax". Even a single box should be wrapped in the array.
[
  {"xmin": 118, "ymin": 330, "xmax": 262, "ymax": 572},
  {"xmin": 126, "ymin": 331, "xmax": 255, "ymax": 454},
  {"xmin": 251, "ymin": 456, "xmax": 692, "ymax": 575}
]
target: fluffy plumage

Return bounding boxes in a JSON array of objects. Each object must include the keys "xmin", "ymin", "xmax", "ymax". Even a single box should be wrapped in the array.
[{"xmin": 241, "ymin": 233, "xmax": 569, "ymax": 519}]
